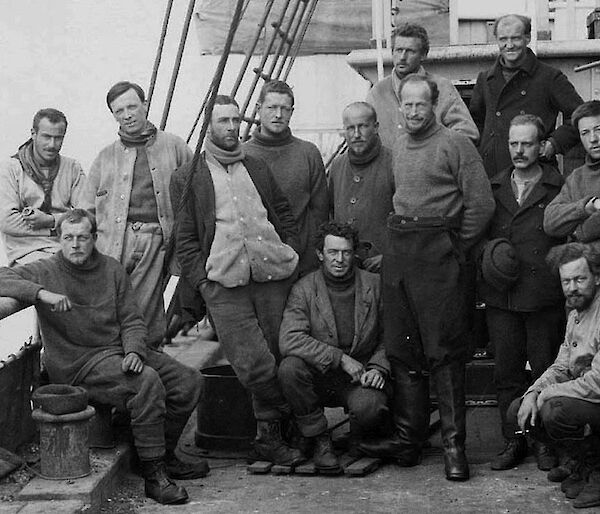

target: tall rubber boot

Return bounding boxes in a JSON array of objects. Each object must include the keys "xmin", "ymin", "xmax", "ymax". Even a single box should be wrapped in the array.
[
  {"xmin": 432, "ymin": 360, "xmax": 470, "ymax": 481},
  {"xmin": 358, "ymin": 362, "xmax": 429, "ymax": 466}
]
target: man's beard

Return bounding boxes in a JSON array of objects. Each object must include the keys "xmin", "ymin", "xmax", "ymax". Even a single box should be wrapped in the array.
[{"xmin": 566, "ymin": 292, "xmax": 595, "ymax": 312}]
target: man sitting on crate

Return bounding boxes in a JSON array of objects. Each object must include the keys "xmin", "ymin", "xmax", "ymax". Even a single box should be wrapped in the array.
[
  {"xmin": 0, "ymin": 209, "xmax": 206, "ymax": 506},
  {"xmin": 278, "ymin": 221, "xmax": 391, "ymax": 474}
]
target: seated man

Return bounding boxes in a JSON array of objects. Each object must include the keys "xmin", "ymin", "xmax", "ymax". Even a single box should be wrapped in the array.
[
  {"xmin": 506, "ymin": 242, "xmax": 600, "ymax": 509},
  {"xmin": 0, "ymin": 209, "xmax": 206, "ymax": 506},
  {"xmin": 278, "ymin": 221, "xmax": 390, "ymax": 473}
]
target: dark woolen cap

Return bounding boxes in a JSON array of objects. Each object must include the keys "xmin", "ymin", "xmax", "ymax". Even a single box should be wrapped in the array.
[{"xmin": 482, "ymin": 238, "xmax": 519, "ymax": 291}]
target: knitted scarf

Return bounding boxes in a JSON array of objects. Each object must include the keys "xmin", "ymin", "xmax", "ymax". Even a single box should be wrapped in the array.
[
  {"xmin": 13, "ymin": 139, "xmax": 60, "ymax": 213},
  {"xmin": 348, "ymin": 135, "xmax": 382, "ymax": 166},
  {"xmin": 118, "ymin": 120, "xmax": 157, "ymax": 147},
  {"xmin": 204, "ymin": 137, "xmax": 245, "ymax": 165},
  {"xmin": 251, "ymin": 126, "xmax": 293, "ymax": 147}
]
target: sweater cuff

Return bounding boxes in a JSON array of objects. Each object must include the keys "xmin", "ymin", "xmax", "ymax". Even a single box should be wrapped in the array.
[{"xmin": 122, "ymin": 339, "xmax": 147, "ymax": 362}]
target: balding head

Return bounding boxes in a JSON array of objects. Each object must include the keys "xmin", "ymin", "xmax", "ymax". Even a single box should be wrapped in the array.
[{"xmin": 342, "ymin": 102, "xmax": 379, "ymax": 156}]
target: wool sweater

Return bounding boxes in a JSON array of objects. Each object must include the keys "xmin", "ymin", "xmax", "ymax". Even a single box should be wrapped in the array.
[
  {"xmin": 526, "ymin": 292, "xmax": 600, "ymax": 404},
  {"xmin": 0, "ymin": 155, "xmax": 85, "ymax": 263},
  {"xmin": 366, "ymin": 66, "xmax": 479, "ymax": 149},
  {"xmin": 328, "ymin": 141, "xmax": 394, "ymax": 258},
  {"xmin": 392, "ymin": 120, "xmax": 495, "ymax": 250},
  {"xmin": 0, "ymin": 250, "xmax": 147, "ymax": 384},
  {"xmin": 243, "ymin": 129, "xmax": 328, "ymax": 274},
  {"xmin": 544, "ymin": 157, "xmax": 600, "ymax": 250}
]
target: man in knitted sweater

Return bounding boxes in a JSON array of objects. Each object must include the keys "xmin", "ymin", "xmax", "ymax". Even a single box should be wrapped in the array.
[
  {"xmin": 366, "ymin": 22, "xmax": 478, "ymax": 149},
  {"xmin": 0, "ymin": 210, "xmax": 205, "ymax": 505},
  {"xmin": 328, "ymin": 102, "xmax": 394, "ymax": 273},
  {"xmin": 279, "ymin": 221, "xmax": 390, "ymax": 474},
  {"xmin": 545, "ymin": 101, "xmax": 600, "ymax": 251},
  {"xmin": 362, "ymin": 74, "xmax": 494, "ymax": 481},
  {"xmin": 244, "ymin": 80, "xmax": 328, "ymax": 276}
]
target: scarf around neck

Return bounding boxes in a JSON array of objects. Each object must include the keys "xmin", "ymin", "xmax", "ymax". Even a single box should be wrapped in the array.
[
  {"xmin": 252, "ymin": 126, "xmax": 293, "ymax": 147},
  {"xmin": 348, "ymin": 135, "xmax": 382, "ymax": 166},
  {"xmin": 204, "ymin": 137, "xmax": 245, "ymax": 166},
  {"xmin": 13, "ymin": 139, "xmax": 60, "ymax": 213},
  {"xmin": 118, "ymin": 120, "xmax": 157, "ymax": 147}
]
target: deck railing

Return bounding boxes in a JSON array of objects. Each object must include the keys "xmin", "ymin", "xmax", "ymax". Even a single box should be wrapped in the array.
[{"xmin": 0, "ymin": 298, "xmax": 39, "ymax": 452}]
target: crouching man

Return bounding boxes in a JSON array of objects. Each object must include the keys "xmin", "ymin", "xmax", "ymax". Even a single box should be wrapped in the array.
[
  {"xmin": 0, "ymin": 209, "xmax": 206, "ymax": 505},
  {"xmin": 506, "ymin": 242, "xmax": 600, "ymax": 509},
  {"xmin": 278, "ymin": 221, "xmax": 391, "ymax": 473}
]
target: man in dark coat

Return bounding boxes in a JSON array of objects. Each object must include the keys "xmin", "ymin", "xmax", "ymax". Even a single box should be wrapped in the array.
[
  {"xmin": 478, "ymin": 114, "xmax": 565, "ymax": 471},
  {"xmin": 278, "ymin": 221, "xmax": 390, "ymax": 474},
  {"xmin": 174, "ymin": 95, "xmax": 304, "ymax": 467},
  {"xmin": 469, "ymin": 14, "xmax": 583, "ymax": 178}
]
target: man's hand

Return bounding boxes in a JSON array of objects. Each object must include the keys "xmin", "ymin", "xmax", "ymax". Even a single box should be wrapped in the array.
[
  {"xmin": 363, "ymin": 254, "xmax": 383, "ymax": 273},
  {"xmin": 340, "ymin": 354, "xmax": 364, "ymax": 383},
  {"xmin": 360, "ymin": 368, "xmax": 385, "ymax": 390},
  {"xmin": 585, "ymin": 197, "xmax": 600, "ymax": 216},
  {"xmin": 23, "ymin": 209, "xmax": 54, "ymax": 231},
  {"xmin": 122, "ymin": 352, "xmax": 144, "ymax": 374},
  {"xmin": 517, "ymin": 391, "xmax": 539, "ymax": 431},
  {"xmin": 37, "ymin": 289, "xmax": 72, "ymax": 312}
]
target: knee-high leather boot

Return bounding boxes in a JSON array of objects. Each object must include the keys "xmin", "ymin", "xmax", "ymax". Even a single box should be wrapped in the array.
[
  {"xmin": 358, "ymin": 362, "xmax": 429, "ymax": 466},
  {"xmin": 431, "ymin": 360, "xmax": 470, "ymax": 481}
]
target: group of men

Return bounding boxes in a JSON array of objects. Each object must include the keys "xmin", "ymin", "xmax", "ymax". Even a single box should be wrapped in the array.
[{"xmin": 2, "ymin": 10, "xmax": 600, "ymax": 509}]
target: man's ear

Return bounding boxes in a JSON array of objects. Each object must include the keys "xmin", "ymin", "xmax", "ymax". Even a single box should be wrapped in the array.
[
  {"xmin": 315, "ymin": 248, "xmax": 324, "ymax": 262},
  {"xmin": 539, "ymin": 140, "xmax": 547, "ymax": 157}
]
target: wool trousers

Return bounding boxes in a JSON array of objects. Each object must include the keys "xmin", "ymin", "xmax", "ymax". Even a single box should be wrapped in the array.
[
  {"xmin": 278, "ymin": 355, "xmax": 390, "ymax": 438},
  {"xmin": 121, "ymin": 221, "xmax": 166, "ymax": 348},
  {"xmin": 486, "ymin": 305, "xmax": 565, "ymax": 439},
  {"xmin": 77, "ymin": 349, "xmax": 201, "ymax": 460},
  {"xmin": 200, "ymin": 277, "xmax": 293, "ymax": 421}
]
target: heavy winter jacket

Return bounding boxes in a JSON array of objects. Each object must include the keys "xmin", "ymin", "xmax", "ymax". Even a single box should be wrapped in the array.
[
  {"xmin": 479, "ymin": 163, "xmax": 565, "ymax": 311},
  {"xmin": 174, "ymin": 152, "xmax": 300, "ymax": 290},
  {"xmin": 470, "ymin": 48, "xmax": 583, "ymax": 178},
  {"xmin": 279, "ymin": 268, "xmax": 390, "ymax": 376}
]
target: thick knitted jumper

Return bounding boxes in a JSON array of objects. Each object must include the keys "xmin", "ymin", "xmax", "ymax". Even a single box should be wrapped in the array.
[
  {"xmin": 0, "ymin": 250, "xmax": 147, "ymax": 384},
  {"xmin": 244, "ymin": 129, "xmax": 328, "ymax": 274},
  {"xmin": 392, "ymin": 120, "xmax": 494, "ymax": 249}
]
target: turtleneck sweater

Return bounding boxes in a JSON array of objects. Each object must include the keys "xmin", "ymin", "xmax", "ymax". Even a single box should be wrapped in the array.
[
  {"xmin": 328, "ymin": 137, "xmax": 394, "ymax": 258},
  {"xmin": 0, "ymin": 249, "xmax": 147, "ymax": 384},
  {"xmin": 544, "ymin": 155, "xmax": 600, "ymax": 248},
  {"xmin": 323, "ymin": 267, "xmax": 356, "ymax": 351},
  {"xmin": 392, "ymin": 119, "xmax": 494, "ymax": 250},
  {"xmin": 243, "ymin": 127, "xmax": 328, "ymax": 275}
]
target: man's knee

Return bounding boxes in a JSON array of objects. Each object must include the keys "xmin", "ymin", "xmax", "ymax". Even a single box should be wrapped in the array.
[
  {"xmin": 539, "ymin": 397, "xmax": 581, "ymax": 440},
  {"xmin": 278, "ymin": 355, "xmax": 313, "ymax": 385}
]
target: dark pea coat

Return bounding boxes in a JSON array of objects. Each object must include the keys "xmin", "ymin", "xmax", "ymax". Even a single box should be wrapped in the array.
[
  {"xmin": 478, "ymin": 163, "xmax": 565, "ymax": 311},
  {"xmin": 470, "ymin": 48, "xmax": 583, "ymax": 178}
]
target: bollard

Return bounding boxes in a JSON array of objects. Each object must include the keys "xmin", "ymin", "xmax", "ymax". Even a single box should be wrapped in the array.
[{"xmin": 32, "ymin": 406, "xmax": 96, "ymax": 479}]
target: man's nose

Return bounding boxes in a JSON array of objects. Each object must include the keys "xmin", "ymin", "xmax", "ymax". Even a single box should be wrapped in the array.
[{"xmin": 516, "ymin": 143, "xmax": 524, "ymax": 154}]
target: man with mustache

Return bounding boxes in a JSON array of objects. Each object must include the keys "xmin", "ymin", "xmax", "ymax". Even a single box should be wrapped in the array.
[
  {"xmin": 504, "ymin": 243, "xmax": 600, "ymax": 509},
  {"xmin": 478, "ymin": 114, "xmax": 565, "ymax": 472},
  {"xmin": 328, "ymin": 102, "xmax": 394, "ymax": 273},
  {"xmin": 0, "ymin": 108, "xmax": 85, "ymax": 266},
  {"xmin": 366, "ymin": 22, "xmax": 478, "ymax": 149},
  {"xmin": 79, "ymin": 81, "xmax": 193, "ymax": 349},
  {"xmin": 470, "ymin": 14, "xmax": 583, "ymax": 178},
  {"xmin": 545, "ymin": 101, "xmax": 600, "ymax": 252},
  {"xmin": 360, "ymin": 74, "xmax": 494, "ymax": 481}
]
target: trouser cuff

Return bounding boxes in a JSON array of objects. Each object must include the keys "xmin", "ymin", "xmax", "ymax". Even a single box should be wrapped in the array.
[{"xmin": 295, "ymin": 410, "xmax": 328, "ymax": 438}]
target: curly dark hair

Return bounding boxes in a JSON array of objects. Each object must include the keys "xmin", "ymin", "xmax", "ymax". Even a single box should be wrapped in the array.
[
  {"xmin": 546, "ymin": 242, "xmax": 600, "ymax": 276},
  {"xmin": 315, "ymin": 221, "xmax": 359, "ymax": 251}
]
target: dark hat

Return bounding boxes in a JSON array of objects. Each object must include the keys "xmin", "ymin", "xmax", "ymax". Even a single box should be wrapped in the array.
[{"xmin": 482, "ymin": 238, "xmax": 519, "ymax": 291}]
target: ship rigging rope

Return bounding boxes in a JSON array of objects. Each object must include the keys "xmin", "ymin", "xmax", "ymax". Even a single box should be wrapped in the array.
[
  {"xmin": 162, "ymin": 0, "xmax": 246, "ymax": 276},
  {"xmin": 147, "ymin": 0, "xmax": 174, "ymax": 112}
]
